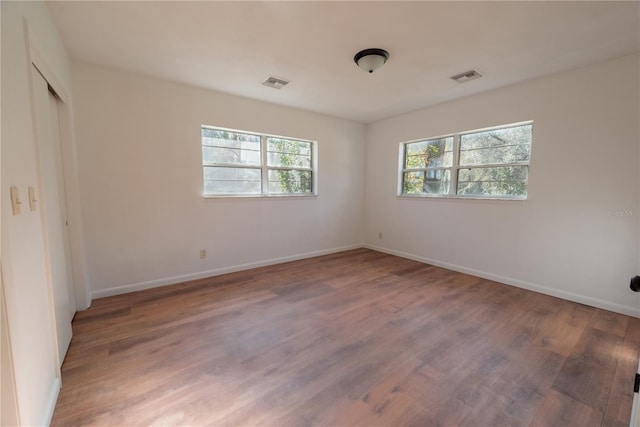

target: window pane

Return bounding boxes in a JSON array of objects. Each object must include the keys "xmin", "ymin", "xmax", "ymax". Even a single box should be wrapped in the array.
[
  {"xmin": 457, "ymin": 166, "xmax": 528, "ymax": 197},
  {"xmin": 202, "ymin": 129, "xmax": 261, "ymax": 166},
  {"xmin": 204, "ymin": 167, "xmax": 261, "ymax": 195},
  {"xmin": 267, "ymin": 138, "xmax": 312, "ymax": 168},
  {"xmin": 205, "ymin": 180, "xmax": 262, "ymax": 195},
  {"xmin": 268, "ymin": 169, "xmax": 312, "ymax": 194},
  {"xmin": 403, "ymin": 170, "xmax": 450, "ymax": 195},
  {"xmin": 459, "ymin": 144, "xmax": 530, "ymax": 166},
  {"xmin": 202, "ymin": 128, "xmax": 261, "ymax": 149},
  {"xmin": 202, "ymin": 127, "xmax": 316, "ymax": 197},
  {"xmin": 202, "ymin": 146, "xmax": 261, "ymax": 166},
  {"xmin": 460, "ymin": 124, "xmax": 532, "ymax": 166},
  {"xmin": 405, "ymin": 137, "xmax": 454, "ymax": 168},
  {"xmin": 268, "ymin": 152, "xmax": 311, "ymax": 169}
]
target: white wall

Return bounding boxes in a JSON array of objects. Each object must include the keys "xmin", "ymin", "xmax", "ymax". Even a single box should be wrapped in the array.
[
  {"xmin": 1, "ymin": 1, "xmax": 77, "ymax": 425},
  {"xmin": 365, "ymin": 54, "xmax": 640, "ymax": 317},
  {"xmin": 71, "ymin": 62, "xmax": 366, "ymax": 297}
]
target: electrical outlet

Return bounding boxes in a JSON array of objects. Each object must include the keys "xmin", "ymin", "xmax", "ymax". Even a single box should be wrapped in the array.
[
  {"xmin": 378, "ymin": 232, "xmax": 383, "ymax": 239},
  {"xmin": 199, "ymin": 249, "xmax": 207, "ymax": 259}
]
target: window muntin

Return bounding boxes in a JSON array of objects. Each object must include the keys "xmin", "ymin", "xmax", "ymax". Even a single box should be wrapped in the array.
[
  {"xmin": 400, "ymin": 122, "xmax": 532, "ymax": 199},
  {"xmin": 202, "ymin": 127, "xmax": 315, "ymax": 197}
]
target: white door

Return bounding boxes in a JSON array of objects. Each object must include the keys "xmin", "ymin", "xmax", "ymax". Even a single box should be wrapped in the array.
[{"xmin": 32, "ymin": 66, "xmax": 75, "ymax": 365}]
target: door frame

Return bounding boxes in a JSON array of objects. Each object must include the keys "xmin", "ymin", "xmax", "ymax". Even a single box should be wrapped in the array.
[
  {"xmin": 31, "ymin": 66, "xmax": 76, "ymax": 367},
  {"xmin": 25, "ymin": 24, "xmax": 91, "ymax": 312}
]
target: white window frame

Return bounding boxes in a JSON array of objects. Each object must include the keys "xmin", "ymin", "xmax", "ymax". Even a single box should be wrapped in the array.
[
  {"xmin": 398, "ymin": 121, "xmax": 532, "ymax": 200},
  {"xmin": 202, "ymin": 125, "xmax": 317, "ymax": 198}
]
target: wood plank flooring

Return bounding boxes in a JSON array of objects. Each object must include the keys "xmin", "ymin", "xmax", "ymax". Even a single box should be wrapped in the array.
[{"xmin": 51, "ymin": 249, "xmax": 640, "ymax": 426}]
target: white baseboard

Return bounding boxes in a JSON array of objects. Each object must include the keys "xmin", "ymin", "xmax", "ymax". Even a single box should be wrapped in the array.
[
  {"xmin": 91, "ymin": 244, "xmax": 363, "ymax": 299},
  {"xmin": 364, "ymin": 243, "xmax": 640, "ymax": 318},
  {"xmin": 90, "ymin": 243, "xmax": 639, "ymax": 318},
  {"xmin": 42, "ymin": 377, "xmax": 60, "ymax": 427}
]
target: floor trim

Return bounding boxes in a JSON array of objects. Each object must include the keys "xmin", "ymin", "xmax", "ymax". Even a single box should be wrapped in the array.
[
  {"xmin": 364, "ymin": 243, "xmax": 640, "ymax": 318},
  {"xmin": 91, "ymin": 244, "xmax": 363, "ymax": 299},
  {"xmin": 91, "ymin": 243, "xmax": 639, "ymax": 318},
  {"xmin": 42, "ymin": 377, "xmax": 61, "ymax": 427}
]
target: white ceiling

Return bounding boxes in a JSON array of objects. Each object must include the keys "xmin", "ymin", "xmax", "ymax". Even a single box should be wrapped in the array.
[{"xmin": 48, "ymin": 1, "xmax": 639, "ymax": 123}]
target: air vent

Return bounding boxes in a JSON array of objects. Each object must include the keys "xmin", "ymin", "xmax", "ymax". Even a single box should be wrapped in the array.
[
  {"xmin": 450, "ymin": 69, "xmax": 482, "ymax": 83},
  {"xmin": 261, "ymin": 76, "xmax": 291, "ymax": 89}
]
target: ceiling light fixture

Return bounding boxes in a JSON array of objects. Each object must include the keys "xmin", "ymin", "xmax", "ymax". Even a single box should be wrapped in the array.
[{"xmin": 354, "ymin": 48, "xmax": 389, "ymax": 74}]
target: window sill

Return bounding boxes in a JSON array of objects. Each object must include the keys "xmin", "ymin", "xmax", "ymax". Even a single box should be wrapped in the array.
[
  {"xmin": 202, "ymin": 193, "xmax": 318, "ymax": 200},
  {"xmin": 397, "ymin": 194, "xmax": 527, "ymax": 202}
]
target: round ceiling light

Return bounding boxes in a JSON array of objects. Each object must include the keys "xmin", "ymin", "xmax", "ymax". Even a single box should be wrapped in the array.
[{"xmin": 354, "ymin": 48, "xmax": 389, "ymax": 74}]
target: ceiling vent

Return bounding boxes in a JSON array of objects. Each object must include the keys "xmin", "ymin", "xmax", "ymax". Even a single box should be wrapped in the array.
[
  {"xmin": 450, "ymin": 69, "xmax": 482, "ymax": 83},
  {"xmin": 261, "ymin": 76, "xmax": 291, "ymax": 89}
]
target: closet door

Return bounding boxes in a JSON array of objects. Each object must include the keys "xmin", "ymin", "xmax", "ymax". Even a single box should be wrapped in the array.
[{"xmin": 32, "ymin": 66, "xmax": 75, "ymax": 365}]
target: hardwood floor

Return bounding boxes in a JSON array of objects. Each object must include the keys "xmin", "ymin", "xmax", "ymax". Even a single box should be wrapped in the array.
[{"xmin": 51, "ymin": 249, "xmax": 640, "ymax": 426}]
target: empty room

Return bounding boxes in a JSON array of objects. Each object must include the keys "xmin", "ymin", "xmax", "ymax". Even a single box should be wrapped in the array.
[{"xmin": 2, "ymin": 1, "xmax": 640, "ymax": 426}]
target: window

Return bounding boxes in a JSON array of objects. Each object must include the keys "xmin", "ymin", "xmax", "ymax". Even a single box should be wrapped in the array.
[
  {"xmin": 400, "ymin": 122, "xmax": 532, "ymax": 199},
  {"xmin": 202, "ymin": 126, "xmax": 315, "ymax": 196}
]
